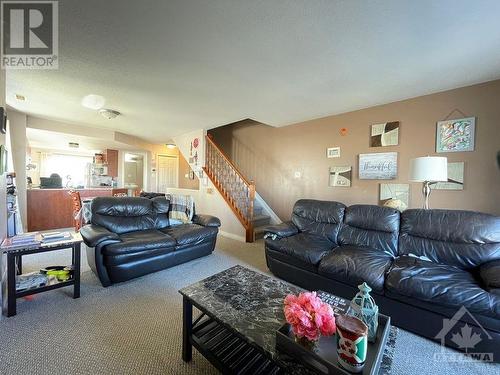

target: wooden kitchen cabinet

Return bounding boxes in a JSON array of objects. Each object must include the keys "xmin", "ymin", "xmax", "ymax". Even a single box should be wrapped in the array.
[{"xmin": 104, "ymin": 149, "xmax": 118, "ymax": 178}]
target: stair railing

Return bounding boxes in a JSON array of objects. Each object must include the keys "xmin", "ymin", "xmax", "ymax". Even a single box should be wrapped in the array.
[{"xmin": 204, "ymin": 134, "xmax": 255, "ymax": 242}]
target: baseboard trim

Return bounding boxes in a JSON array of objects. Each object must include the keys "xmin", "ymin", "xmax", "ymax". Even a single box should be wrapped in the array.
[{"xmin": 218, "ymin": 231, "xmax": 246, "ymax": 242}]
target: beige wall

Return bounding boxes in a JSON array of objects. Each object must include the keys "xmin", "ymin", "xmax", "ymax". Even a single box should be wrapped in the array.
[
  {"xmin": 210, "ymin": 80, "xmax": 500, "ymax": 219},
  {"xmin": 178, "ymin": 153, "xmax": 200, "ymax": 190}
]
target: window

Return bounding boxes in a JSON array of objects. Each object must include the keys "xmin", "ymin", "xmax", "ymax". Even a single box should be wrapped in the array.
[{"xmin": 39, "ymin": 153, "xmax": 93, "ymax": 188}]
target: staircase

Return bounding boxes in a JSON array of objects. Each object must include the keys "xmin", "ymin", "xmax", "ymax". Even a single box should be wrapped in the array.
[{"xmin": 204, "ymin": 135, "xmax": 271, "ymax": 242}]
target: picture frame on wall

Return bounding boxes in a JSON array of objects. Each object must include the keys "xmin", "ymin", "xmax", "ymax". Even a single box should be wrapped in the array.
[
  {"xmin": 436, "ymin": 117, "xmax": 475, "ymax": 153},
  {"xmin": 329, "ymin": 166, "xmax": 352, "ymax": 187},
  {"xmin": 370, "ymin": 121, "xmax": 399, "ymax": 147},
  {"xmin": 327, "ymin": 147, "xmax": 341, "ymax": 158},
  {"xmin": 435, "ymin": 162, "xmax": 464, "ymax": 190},
  {"xmin": 359, "ymin": 152, "xmax": 398, "ymax": 179},
  {"xmin": 379, "ymin": 183, "xmax": 410, "ymax": 209}
]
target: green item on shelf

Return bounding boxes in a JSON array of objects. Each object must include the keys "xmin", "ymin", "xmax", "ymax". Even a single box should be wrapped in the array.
[{"xmin": 46, "ymin": 269, "xmax": 71, "ymax": 281}]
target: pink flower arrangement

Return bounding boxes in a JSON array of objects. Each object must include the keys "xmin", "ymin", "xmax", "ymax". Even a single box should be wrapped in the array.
[{"xmin": 284, "ymin": 291, "xmax": 336, "ymax": 342}]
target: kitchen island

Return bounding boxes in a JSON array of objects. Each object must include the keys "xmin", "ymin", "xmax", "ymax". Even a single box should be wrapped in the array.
[{"xmin": 27, "ymin": 188, "xmax": 129, "ymax": 231}]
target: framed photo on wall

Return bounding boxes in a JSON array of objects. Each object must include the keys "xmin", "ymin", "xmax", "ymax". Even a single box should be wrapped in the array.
[
  {"xmin": 359, "ymin": 152, "xmax": 398, "ymax": 179},
  {"xmin": 370, "ymin": 121, "xmax": 399, "ymax": 147},
  {"xmin": 327, "ymin": 147, "xmax": 341, "ymax": 158},
  {"xmin": 329, "ymin": 166, "xmax": 351, "ymax": 187},
  {"xmin": 436, "ymin": 117, "xmax": 475, "ymax": 153}
]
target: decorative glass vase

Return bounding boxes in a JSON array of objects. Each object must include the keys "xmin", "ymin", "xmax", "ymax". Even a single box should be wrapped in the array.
[{"xmin": 347, "ymin": 282, "xmax": 379, "ymax": 343}]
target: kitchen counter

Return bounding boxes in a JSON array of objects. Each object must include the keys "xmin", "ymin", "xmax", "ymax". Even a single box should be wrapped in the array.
[{"xmin": 27, "ymin": 188, "xmax": 129, "ymax": 231}]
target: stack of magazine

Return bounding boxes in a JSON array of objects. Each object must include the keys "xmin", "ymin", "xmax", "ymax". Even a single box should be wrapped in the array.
[
  {"xmin": 41, "ymin": 232, "xmax": 72, "ymax": 243},
  {"xmin": 1, "ymin": 233, "xmax": 41, "ymax": 251}
]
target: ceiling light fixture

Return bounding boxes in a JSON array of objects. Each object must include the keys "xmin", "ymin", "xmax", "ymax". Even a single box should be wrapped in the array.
[
  {"xmin": 68, "ymin": 142, "xmax": 79, "ymax": 148},
  {"xmin": 82, "ymin": 94, "xmax": 106, "ymax": 110},
  {"xmin": 166, "ymin": 142, "xmax": 176, "ymax": 149},
  {"xmin": 99, "ymin": 108, "xmax": 121, "ymax": 120}
]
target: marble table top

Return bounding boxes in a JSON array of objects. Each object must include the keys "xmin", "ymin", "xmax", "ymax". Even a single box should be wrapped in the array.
[
  {"xmin": 180, "ymin": 265, "xmax": 303, "ymax": 359},
  {"xmin": 180, "ymin": 265, "xmax": 396, "ymax": 374}
]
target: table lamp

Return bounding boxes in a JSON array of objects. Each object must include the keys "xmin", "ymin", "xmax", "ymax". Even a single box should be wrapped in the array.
[{"xmin": 409, "ymin": 156, "xmax": 448, "ymax": 209}]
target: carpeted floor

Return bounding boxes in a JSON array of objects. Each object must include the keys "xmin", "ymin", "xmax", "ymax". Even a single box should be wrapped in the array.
[{"xmin": 0, "ymin": 236, "xmax": 498, "ymax": 374}]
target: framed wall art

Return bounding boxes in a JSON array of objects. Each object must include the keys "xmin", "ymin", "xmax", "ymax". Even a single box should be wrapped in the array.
[
  {"xmin": 327, "ymin": 147, "xmax": 340, "ymax": 158},
  {"xmin": 370, "ymin": 121, "xmax": 399, "ymax": 147},
  {"xmin": 329, "ymin": 166, "xmax": 352, "ymax": 187},
  {"xmin": 379, "ymin": 183, "xmax": 410, "ymax": 207},
  {"xmin": 436, "ymin": 117, "xmax": 475, "ymax": 153},
  {"xmin": 359, "ymin": 152, "xmax": 397, "ymax": 180},
  {"xmin": 435, "ymin": 162, "xmax": 464, "ymax": 190}
]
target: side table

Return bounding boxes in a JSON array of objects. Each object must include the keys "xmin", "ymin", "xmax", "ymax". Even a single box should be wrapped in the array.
[{"xmin": 1, "ymin": 233, "xmax": 83, "ymax": 317}]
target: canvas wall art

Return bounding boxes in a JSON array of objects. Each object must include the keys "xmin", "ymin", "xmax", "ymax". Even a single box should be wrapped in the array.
[
  {"xmin": 358, "ymin": 152, "xmax": 397, "ymax": 179},
  {"xmin": 370, "ymin": 121, "xmax": 399, "ymax": 147},
  {"xmin": 435, "ymin": 162, "xmax": 464, "ymax": 190},
  {"xmin": 436, "ymin": 117, "xmax": 475, "ymax": 153},
  {"xmin": 327, "ymin": 147, "xmax": 341, "ymax": 158},
  {"xmin": 379, "ymin": 183, "xmax": 410, "ymax": 208},
  {"xmin": 329, "ymin": 166, "xmax": 352, "ymax": 187}
]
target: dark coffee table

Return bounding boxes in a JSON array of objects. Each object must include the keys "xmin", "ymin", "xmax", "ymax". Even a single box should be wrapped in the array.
[{"xmin": 179, "ymin": 265, "xmax": 396, "ymax": 374}]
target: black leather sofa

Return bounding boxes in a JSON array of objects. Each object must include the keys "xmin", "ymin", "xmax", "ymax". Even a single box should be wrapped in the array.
[
  {"xmin": 80, "ymin": 196, "xmax": 220, "ymax": 286},
  {"xmin": 265, "ymin": 199, "xmax": 500, "ymax": 358}
]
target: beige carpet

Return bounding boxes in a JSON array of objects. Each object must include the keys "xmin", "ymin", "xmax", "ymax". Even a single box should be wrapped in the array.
[{"xmin": 0, "ymin": 236, "xmax": 497, "ymax": 374}]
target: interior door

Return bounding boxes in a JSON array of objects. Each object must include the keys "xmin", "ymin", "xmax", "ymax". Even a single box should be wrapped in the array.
[{"xmin": 157, "ymin": 155, "xmax": 178, "ymax": 192}]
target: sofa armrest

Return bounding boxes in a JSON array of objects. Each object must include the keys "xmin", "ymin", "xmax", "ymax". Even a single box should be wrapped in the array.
[
  {"xmin": 192, "ymin": 214, "xmax": 221, "ymax": 227},
  {"xmin": 479, "ymin": 259, "xmax": 500, "ymax": 290},
  {"xmin": 264, "ymin": 221, "xmax": 298, "ymax": 238},
  {"xmin": 80, "ymin": 224, "xmax": 121, "ymax": 247}
]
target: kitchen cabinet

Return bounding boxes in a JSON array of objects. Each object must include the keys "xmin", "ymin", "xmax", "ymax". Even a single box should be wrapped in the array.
[{"xmin": 104, "ymin": 149, "xmax": 118, "ymax": 178}]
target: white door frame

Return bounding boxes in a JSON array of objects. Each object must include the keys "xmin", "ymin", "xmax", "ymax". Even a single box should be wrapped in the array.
[{"xmin": 156, "ymin": 154, "xmax": 178, "ymax": 191}]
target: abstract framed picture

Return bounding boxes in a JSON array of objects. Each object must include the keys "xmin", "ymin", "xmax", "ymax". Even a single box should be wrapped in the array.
[
  {"xmin": 435, "ymin": 162, "xmax": 464, "ymax": 190},
  {"xmin": 370, "ymin": 121, "xmax": 399, "ymax": 147},
  {"xmin": 359, "ymin": 152, "xmax": 397, "ymax": 179},
  {"xmin": 329, "ymin": 166, "xmax": 352, "ymax": 187},
  {"xmin": 379, "ymin": 183, "xmax": 410, "ymax": 208},
  {"xmin": 436, "ymin": 117, "xmax": 475, "ymax": 153},
  {"xmin": 327, "ymin": 147, "xmax": 341, "ymax": 158}
]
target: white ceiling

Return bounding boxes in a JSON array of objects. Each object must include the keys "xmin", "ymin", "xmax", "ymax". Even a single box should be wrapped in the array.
[
  {"xmin": 26, "ymin": 128, "xmax": 144, "ymax": 154},
  {"xmin": 7, "ymin": 0, "xmax": 500, "ymax": 143}
]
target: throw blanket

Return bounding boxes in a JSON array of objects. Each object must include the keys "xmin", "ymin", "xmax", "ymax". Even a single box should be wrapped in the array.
[{"xmin": 166, "ymin": 194, "xmax": 194, "ymax": 223}]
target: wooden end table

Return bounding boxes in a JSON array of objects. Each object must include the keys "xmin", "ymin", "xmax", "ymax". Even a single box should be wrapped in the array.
[{"xmin": 1, "ymin": 233, "xmax": 83, "ymax": 317}]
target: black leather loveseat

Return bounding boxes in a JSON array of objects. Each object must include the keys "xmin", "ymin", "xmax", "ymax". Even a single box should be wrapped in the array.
[
  {"xmin": 80, "ymin": 196, "xmax": 220, "ymax": 286},
  {"xmin": 265, "ymin": 199, "xmax": 500, "ymax": 358}
]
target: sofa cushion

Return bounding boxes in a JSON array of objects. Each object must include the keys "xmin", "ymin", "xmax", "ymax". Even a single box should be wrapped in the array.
[
  {"xmin": 265, "ymin": 233, "xmax": 336, "ymax": 267},
  {"xmin": 161, "ymin": 224, "xmax": 218, "ymax": 246},
  {"xmin": 318, "ymin": 245, "xmax": 394, "ymax": 294},
  {"xmin": 338, "ymin": 205, "xmax": 400, "ymax": 257},
  {"xmin": 91, "ymin": 197, "xmax": 156, "ymax": 234},
  {"xmin": 291, "ymin": 199, "xmax": 346, "ymax": 243},
  {"xmin": 399, "ymin": 209, "xmax": 500, "ymax": 270},
  {"xmin": 103, "ymin": 229, "xmax": 176, "ymax": 256},
  {"xmin": 385, "ymin": 256, "xmax": 500, "ymax": 319}
]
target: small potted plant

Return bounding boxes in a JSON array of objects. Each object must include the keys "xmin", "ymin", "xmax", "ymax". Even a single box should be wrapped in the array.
[{"xmin": 284, "ymin": 291, "xmax": 336, "ymax": 348}]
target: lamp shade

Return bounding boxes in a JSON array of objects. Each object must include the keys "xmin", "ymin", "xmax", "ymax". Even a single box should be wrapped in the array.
[{"xmin": 409, "ymin": 156, "xmax": 447, "ymax": 182}]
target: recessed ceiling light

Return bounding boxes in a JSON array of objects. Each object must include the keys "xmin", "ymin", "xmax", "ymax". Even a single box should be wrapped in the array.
[
  {"xmin": 15, "ymin": 94, "xmax": 26, "ymax": 101},
  {"xmin": 81, "ymin": 94, "xmax": 105, "ymax": 110},
  {"xmin": 99, "ymin": 108, "xmax": 121, "ymax": 120}
]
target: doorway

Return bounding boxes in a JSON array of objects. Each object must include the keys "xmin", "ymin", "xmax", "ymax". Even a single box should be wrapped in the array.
[
  {"xmin": 124, "ymin": 153, "xmax": 145, "ymax": 191},
  {"xmin": 157, "ymin": 154, "xmax": 178, "ymax": 192}
]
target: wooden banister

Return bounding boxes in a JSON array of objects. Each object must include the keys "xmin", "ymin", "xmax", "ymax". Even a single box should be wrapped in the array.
[{"xmin": 204, "ymin": 134, "xmax": 255, "ymax": 242}]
